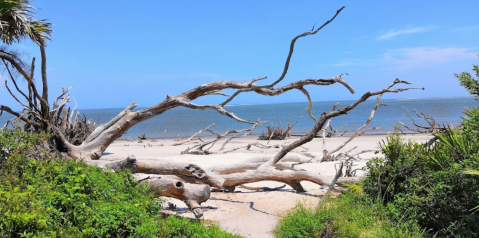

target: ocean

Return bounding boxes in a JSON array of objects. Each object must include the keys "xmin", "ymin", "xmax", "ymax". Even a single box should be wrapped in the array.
[{"xmin": 1, "ymin": 97, "xmax": 478, "ymax": 139}]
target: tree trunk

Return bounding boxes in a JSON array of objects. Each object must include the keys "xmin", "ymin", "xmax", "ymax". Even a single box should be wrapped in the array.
[{"xmin": 88, "ymin": 156, "xmax": 224, "ymax": 189}]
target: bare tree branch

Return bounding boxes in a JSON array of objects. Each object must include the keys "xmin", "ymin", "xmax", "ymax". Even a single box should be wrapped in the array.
[
  {"xmin": 0, "ymin": 105, "xmax": 42, "ymax": 127},
  {"xmin": 181, "ymin": 123, "xmax": 259, "ymax": 155},
  {"xmin": 398, "ymin": 107, "xmax": 444, "ymax": 134},
  {"xmin": 258, "ymin": 79, "xmax": 422, "ymax": 168},
  {"xmin": 218, "ymin": 6, "xmax": 347, "ymax": 106},
  {"xmin": 317, "ymin": 162, "xmax": 343, "ymax": 209},
  {"xmin": 171, "ymin": 123, "xmax": 215, "ymax": 146},
  {"xmin": 0, "ymin": 49, "xmax": 48, "ymax": 112}
]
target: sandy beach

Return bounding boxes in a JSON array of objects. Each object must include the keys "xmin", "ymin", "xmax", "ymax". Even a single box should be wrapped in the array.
[{"xmin": 102, "ymin": 133, "xmax": 432, "ymax": 238}]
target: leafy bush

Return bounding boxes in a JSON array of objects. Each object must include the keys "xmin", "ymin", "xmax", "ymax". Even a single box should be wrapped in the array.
[
  {"xmin": 363, "ymin": 128, "xmax": 479, "ymax": 237},
  {"xmin": 462, "ymin": 107, "xmax": 479, "ymax": 135},
  {"xmin": 0, "ymin": 127, "xmax": 50, "ymax": 161},
  {"xmin": 274, "ymin": 192, "xmax": 423, "ymax": 238},
  {"xmin": 361, "ymin": 59, "xmax": 479, "ymax": 237},
  {"xmin": 455, "ymin": 55, "xmax": 479, "ymax": 101},
  {"xmin": 0, "ymin": 129, "xmax": 238, "ymax": 237}
]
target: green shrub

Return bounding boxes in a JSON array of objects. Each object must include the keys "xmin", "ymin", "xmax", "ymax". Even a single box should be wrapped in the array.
[
  {"xmin": 362, "ymin": 133, "xmax": 424, "ymax": 204},
  {"xmin": 363, "ymin": 128, "xmax": 479, "ymax": 237},
  {"xmin": 0, "ymin": 129, "xmax": 239, "ymax": 237},
  {"xmin": 455, "ymin": 55, "xmax": 479, "ymax": 101},
  {"xmin": 462, "ymin": 107, "xmax": 479, "ymax": 135},
  {"xmin": 274, "ymin": 192, "xmax": 423, "ymax": 238}
]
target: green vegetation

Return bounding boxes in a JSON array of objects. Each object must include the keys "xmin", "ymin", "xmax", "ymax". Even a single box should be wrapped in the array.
[
  {"xmin": 363, "ymin": 128, "xmax": 479, "ymax": 237},
  {"xmin": 360, "ymin": 60, "xmax": 479, "ymax": 236},
  {"xmin": 455, "ymin": 55, "xmax": 479, "ymax": 101},
  {"xmin": 277, "ymin": 109, "xmax": 479, "ymax": 237},
  {"xmin": 274, "ymin": 192, "xmax": 424, "ymax": 238},
  {"xmin": 361, "ymin": 58, "xmax": 479, "ymax": 237},
  {"xmin": 0, "ymin": 128, "xmax": 239, "ymax": 237},
  {"xmin": 277, "ymin": 60, "xmax": 479, "ymax": 237}
]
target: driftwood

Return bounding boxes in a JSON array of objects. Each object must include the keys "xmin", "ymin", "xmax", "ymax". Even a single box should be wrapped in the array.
[
  {"xmin": 171, "ymin": 123, "xmax": 215, "ymax": 146},
  {"xmin": 317, "ymin": 162, "xmax": 344, "ymax": 208},
  {"xmin": 1, "ymin": 5, "xmax": 423, "ymax": 216},
  {"xmin": 397, "ymin": 107, "xmax": 445, "ymax": 134},
  {"xmin": 88, "ymin": 156, "xmax": 224, "ymax": 189},
  {"xmin": 201, "ymin": 79, "xmax": 420, "ymax": 193},
  {"xmin": 139, "ymin": 178, "xmax": 210, "ymax": 218},
  {"xmin": 319, "ymin": 87, "xmax": 392, "ymax": 162},
  {"xmin": 180, "ymin": 123, "xmax": 260, "ymax": 155},
  {"xmin": 207, "ymin": 153, "xmax": 313, "ymax": 175},
  {"xmin": 2, "ymin": 6, "xmax": 354, "ymax": 160}
]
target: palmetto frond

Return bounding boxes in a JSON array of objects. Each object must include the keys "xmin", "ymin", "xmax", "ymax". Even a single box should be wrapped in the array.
[
  {"xmin": 463, "ymin": 168, "xmax": 479, "ymax": 176},
  {"xmin": 0, "ymin": 0, "xmax": 51, "ymax": 46}
]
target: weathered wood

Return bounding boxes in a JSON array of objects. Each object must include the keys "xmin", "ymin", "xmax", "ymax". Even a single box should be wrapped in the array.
[
  {"xmin": 140, "ymin": 178, "xmax": 210, "ymax": 218},
  {"xmin": 221, "ymin": 167, "xmax": 359, "ymax": 192},
  {"xmin": 318, "ymin": 162, "xmax": 343, "ymax": 209},
  {"xmin": 207, "ymin": 153, "xmax": 314, "ymax": 175},
  {"xmin": 171, "ymin": 123, "xmax": 215, "ymax": 146},
  {"xmin": 88, "ymin": 156, "xmax": 224, "ymax": 189}
]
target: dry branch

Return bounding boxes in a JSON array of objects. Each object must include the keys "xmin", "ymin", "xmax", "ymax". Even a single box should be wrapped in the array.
[
  {"xmin": 221, "ymin": 167, "xmax": 359, "ymax": 192},
  {"xmin": 397, "ymin": 107, "xmax": 444, "ymax": 134},
  {"xmin": 88, "ymin": 156, "xmax": 224, "ymax": 189},
  {"xmin": 258, "ymin": 79, "xmax": 422, "ymax": 168},
  {"xmin": 1, "ymin": 6, "xmax": 423, "ymax": 216},
  {"xmin": 180, "ymin": 123, "xmax": 259, "ymax": 155},
  {"xmin": 318, "ymin": 79, "xmax": 423, "ymax": 162},
  {"xmin": 258, "ymin": 113, "xmax": 303, "ymax": 141},
  {"xmin": 171, "ymin": 123, "xmax": 215, "ymax": 146},
  {"xmin": 317, "ymin": 162, "xmax": 343, "ymax": 209},
  {"xmin": 1, "ymin": 6, "xmax": 354, "ymax": 160}
]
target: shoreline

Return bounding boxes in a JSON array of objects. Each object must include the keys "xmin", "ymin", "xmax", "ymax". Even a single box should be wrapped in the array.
[{"xmin": 117, "ymin": 130, "xmax": 429, "ymax": 141}]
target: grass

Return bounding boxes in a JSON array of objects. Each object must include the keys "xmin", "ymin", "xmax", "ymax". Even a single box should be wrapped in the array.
[{"xmin": 274, "ymin": 192, "xmax": 424, "ymax": 238}]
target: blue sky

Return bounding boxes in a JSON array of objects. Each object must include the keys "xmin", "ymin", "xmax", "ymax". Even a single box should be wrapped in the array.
[{"xmin": 1, "ymin": 1, "xmax": 479, "ymax": 110}]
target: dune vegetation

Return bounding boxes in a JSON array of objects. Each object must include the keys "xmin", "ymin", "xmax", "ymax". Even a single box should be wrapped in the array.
[{"xmin": 275, "ymin": 59, "xmax": 479, "ymax": 237}]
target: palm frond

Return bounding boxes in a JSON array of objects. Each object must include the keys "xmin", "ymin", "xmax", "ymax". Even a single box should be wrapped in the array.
[
  {"xmin": 0, "ymin": 0, "xmax": 51, "ymax": 46},
  {"xmin": 463, "ymin": 168, "xmax": 479, "ymax": 176}
]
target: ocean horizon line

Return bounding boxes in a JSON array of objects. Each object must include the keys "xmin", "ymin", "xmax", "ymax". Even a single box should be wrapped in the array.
[
  {"xmin": 75, "ymin": 96, "xmax": 475, "ymax": 111},
  {"xmin": 2, "ymin": 97, "xmax": 477, "ymax": 139}
]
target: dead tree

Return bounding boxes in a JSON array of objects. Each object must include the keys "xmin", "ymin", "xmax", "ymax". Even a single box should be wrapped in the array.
[
  {"xmin": 319, "ymin": 88, "xmax": 390, "ymax": 162},
  {"xmin": 179, "ymin": 123, "xmax": 264, "ymax": 155},
  {"xmin": 1, "ymin": 5, "xmax": 422, "ymax": 216},
  {"xmin": 1, "ymin": 6, "xmax": 354, "ymax": 160},
  {"xmin": 258, "ymin": 113, "xmax": 302, "ymax": 141},
  {"xmin": 397, "ymin": 107, "xmax": 445, "ymax": 134}
]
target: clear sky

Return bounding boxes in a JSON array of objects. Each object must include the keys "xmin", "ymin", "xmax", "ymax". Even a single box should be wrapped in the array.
[{"xmin": 1, "ymin": 1, "xmax": 479, "ymax": 110}]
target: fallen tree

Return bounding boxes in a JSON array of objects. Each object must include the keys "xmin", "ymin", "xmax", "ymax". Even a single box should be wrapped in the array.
[{"xmin": 1, "ymin": 3, "xmax": 423, "ymax": 218}]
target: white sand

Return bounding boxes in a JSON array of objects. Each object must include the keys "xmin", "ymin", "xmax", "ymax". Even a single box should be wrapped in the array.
[{"xmin": 102, "ymin": 133, "xmax": 431, "ymax": 238}]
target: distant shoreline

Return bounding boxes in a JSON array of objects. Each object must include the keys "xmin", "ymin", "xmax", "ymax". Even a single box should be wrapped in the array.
[
  {"xmin": 76, "ymin": 96, "xmax": 475, "ymax": 111},
  {"xmin": 117, "ymin": 131, "xmax": 431, "ymax": 141}
]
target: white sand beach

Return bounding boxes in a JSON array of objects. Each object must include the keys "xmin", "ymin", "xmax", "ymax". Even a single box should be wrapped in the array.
[{"xmin": 102, "ymin": 133, "xmax": 432, "ymax": 238}]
